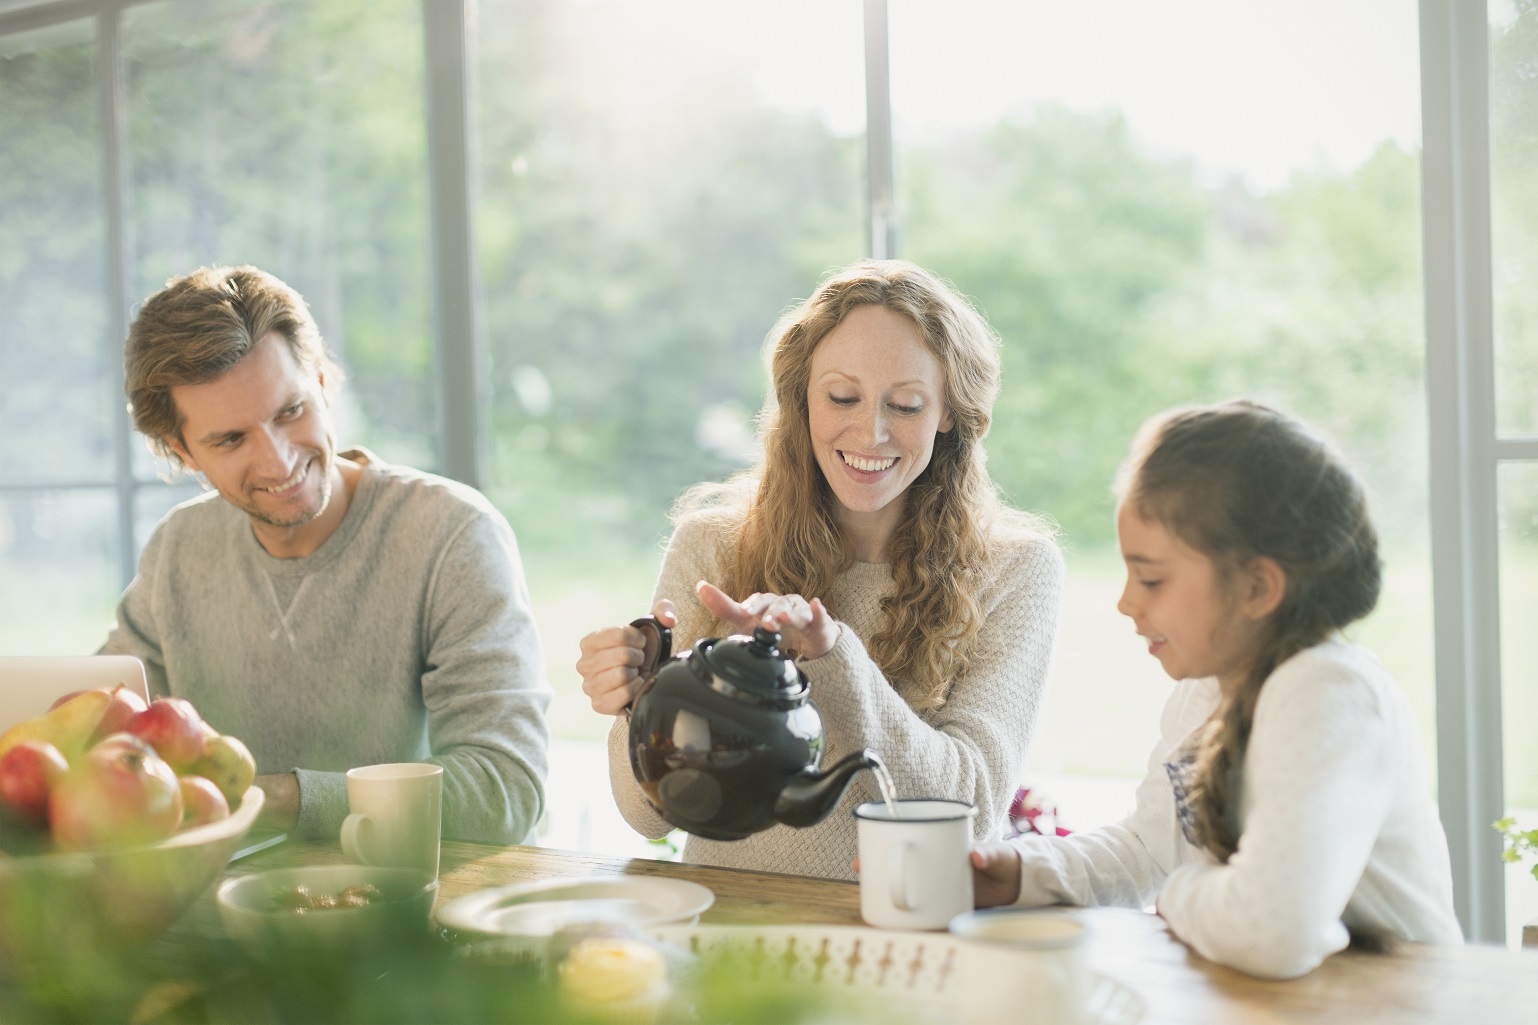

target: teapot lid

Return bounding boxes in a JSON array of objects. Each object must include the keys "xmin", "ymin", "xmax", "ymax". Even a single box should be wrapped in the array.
[{"xmin": 699, "ymin": 626, "xmax": 809, "ymax": 706}]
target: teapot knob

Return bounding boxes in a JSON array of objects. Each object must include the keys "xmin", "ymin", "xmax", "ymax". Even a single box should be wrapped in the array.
[{"xmin": 749, "ymin": 626, "xmax": 781, "ymax": 656}]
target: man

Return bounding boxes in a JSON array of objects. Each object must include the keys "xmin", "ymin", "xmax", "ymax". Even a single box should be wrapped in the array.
[{"xmin": 100, "ymin": 265, "xmax": 550, "ymax": 844}]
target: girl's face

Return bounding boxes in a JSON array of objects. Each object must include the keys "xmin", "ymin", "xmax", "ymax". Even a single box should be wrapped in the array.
[
  {"xmin": 1114, "ymin": 501, "xmax": 1269, "ymax": 695},
  {"xmin": 806, "ymin": 304, "xmax": 953, "ymax": 559}
]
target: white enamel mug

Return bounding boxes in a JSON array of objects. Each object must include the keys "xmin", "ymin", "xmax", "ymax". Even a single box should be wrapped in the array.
[
  {"xmin": 949, "ymin": 908, "xmax": 1090, "ymax": 1025},
  {"xmin": 340, "ymin": 762, "xmax": 443, "ymax": 878},
  {"xmin": 854, "ymin": 798, "xmax": 976, "ymax": 930}
]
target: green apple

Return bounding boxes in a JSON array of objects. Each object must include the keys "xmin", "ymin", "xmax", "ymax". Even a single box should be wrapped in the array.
[{"xmin": 189, "ymin": 734, "xmax": 256, "ymax": 807}]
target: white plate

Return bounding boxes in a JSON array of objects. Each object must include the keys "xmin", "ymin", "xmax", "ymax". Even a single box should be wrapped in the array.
[{"xmin": 436, "ymin": 875, "xmax": 715, "ymax": 939}]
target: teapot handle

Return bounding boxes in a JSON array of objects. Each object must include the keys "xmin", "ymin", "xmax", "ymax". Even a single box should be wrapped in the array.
[{"xmin": 629, "ymin": 615, "xmax": 673, "ymax": 693}]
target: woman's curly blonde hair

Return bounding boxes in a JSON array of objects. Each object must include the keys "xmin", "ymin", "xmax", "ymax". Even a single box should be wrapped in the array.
[{"xmin": 678, "ymin": 259, "xmax": 1049, "ymax": 709}]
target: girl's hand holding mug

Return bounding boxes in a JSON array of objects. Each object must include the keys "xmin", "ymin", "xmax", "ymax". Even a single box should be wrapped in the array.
[
  {"xmin": 969, "ymin": 841, "xmax": 1025, "ymax": 908},
  {"xmin": 576, "ymin": 599, "xmax": 677, "ymax": 716}
]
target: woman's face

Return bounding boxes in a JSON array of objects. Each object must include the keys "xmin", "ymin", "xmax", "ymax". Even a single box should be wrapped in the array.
[{"xmin": 806, "ymin": 304, "xmax": 953, "ymax": 556}]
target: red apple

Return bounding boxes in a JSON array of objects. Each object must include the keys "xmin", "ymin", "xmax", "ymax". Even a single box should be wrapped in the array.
[
  {"xmin": 176, "ymin": 774, "xmax": 230, "ymax": 828},
  {"xmin": 189, "ymin": 733, "xmax": 256, "ymax": 807},
  {"xmin": 124, "ymin": 697, "xmax": 206, "ymax": 771},
  {"xmin": 49, "ymin": 733, "xmax": 183, "ymax": 851},
  {"xmin": 0, "ymin": 741, "xmax": 69, "ymax": 827},
  {"xmin": 93, "ymin": 684, "xmax": 150, "ymax": 741}
]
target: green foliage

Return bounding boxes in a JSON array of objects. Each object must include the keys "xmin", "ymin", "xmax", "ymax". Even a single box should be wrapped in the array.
[
  {"xmin": 121, "ymin": 0, "xmax": 436, "ymax": 459},
  {"xmin": 1168, "ymin": 142, "xmax": 1429, "ymax": 546},
  {"xmin": 901, "ymin": 111, "xmax": 1428, "ymax": 547},
  {"xmin": 1, "ymin": 0, "xmax": 1514, "ymax": 551},
  {"xmin": 0, "ymin": 920, "xmax": 865, "ymax": 1025},
  {"xmin": 475, "ymin": 0, "xmax": 865, "ymax": 549},
  {"xmin": 0, "ymin": 26, "xmax": 113, "ymax": 484},
  {"xmin": 1495, "ymin": 817, "xmax": 1538, "ymax": 883},
  {"xmin": 905, "ymin": 107, "xmax": 1212, "ymax": 539},
  {"xmin": 646, "ymin": 831, "xmax": 683, "ymax": 860},
  {"xmin": 1492, "ymin": 0, "xmax": 1538, "ymax": 435}
]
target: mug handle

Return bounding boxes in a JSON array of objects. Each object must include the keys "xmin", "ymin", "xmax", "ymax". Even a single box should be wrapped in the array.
[
  {"xmin": 890, "ymin": 840, "xmax": 916, "ymax": 912},
  {"xmin": 629, "ymin": 616, "xmax": 672, "ymax": 703},
  {"xmin": 340, "ymin": 812, "xmax": 376, "ymax": 865}
]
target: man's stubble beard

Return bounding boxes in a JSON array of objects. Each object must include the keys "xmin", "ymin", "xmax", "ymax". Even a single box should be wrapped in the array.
[{"xmin": 238, "ymin": 449, "xmax": 334, "ymax": 529}]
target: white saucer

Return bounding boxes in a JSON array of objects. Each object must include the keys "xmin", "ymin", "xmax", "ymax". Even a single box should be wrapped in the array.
[{"xmin": 436, "ymin": 875, "xmax": 715, "ymax": 939}]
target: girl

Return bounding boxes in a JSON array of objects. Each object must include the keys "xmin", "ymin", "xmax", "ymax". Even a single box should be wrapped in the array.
[
  {"xmin": 969, "ymin": 399, "xmax": 1461, "ymax": 979},
  {"xmin": 578, "ymin": 259, "xmax": 1062, "ymax": 880}
]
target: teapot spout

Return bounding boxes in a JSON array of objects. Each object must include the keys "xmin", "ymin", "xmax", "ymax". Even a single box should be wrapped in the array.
[{"xmin": 772, "ymin": 749, "xmax": 881, "ymax": 829}]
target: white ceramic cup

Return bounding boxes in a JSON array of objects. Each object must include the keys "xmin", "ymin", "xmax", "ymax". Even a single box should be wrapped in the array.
[
  {"xmin": 854, "ymin": 798, "xmax": 976, "ymax": 930},
  {"xmin": 948, "ymin": 908, "xmax": 1090, "ymax": 1025},
  {"xmin": 340, "ymin": 762, "xmax": 443, "ymax": 878}
]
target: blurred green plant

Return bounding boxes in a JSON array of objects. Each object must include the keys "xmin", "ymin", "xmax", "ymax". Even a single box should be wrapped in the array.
[
  {"xmin": 646, "ymin": 830, "xmax": 684, "ymax": 860},
  {"xmin": 0, "ymin": 917, "xmax": 897, "ymax": 1025},
  {"xmin": 1495, "ymin": 817, "xmax": 1538, "ymax": 883}
]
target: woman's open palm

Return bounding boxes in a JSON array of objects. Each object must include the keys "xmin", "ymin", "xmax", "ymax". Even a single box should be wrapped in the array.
[{"xmin": 695, "ymin": 580, "xmax": 839, "ymax": 661}]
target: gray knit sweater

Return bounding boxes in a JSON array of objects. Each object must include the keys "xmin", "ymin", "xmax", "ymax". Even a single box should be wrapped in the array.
[
  {"xmin": 101, "ymin": 450, "xmax": 550, "ymax": 844},
  {"xmin": 607, "ymin": 510, "xmax": 1064, "ymax": 880}
]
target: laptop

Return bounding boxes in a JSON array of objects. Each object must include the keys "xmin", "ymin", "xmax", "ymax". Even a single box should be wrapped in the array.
[{"xmin": 0, "ymin": 654, "xmax": 150, "ymax": 731}]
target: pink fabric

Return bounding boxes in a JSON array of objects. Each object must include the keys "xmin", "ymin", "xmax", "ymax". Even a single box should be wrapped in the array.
[{"xmin": 1006, "ymin": 785, "xmax": 1071, "ymax": 838}]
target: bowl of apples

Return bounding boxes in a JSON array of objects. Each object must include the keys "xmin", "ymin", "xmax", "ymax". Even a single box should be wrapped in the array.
[{"xmin": 0, "ymin": 683, "xmax": 263, "ymax": 976}]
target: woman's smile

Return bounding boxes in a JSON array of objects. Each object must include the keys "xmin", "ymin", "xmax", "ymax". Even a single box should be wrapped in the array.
[{"xmin": 839, "ymin": 450, "xmax": 898, "ymax": 476}]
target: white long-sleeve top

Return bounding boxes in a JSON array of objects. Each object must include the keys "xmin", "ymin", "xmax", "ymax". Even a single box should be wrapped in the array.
[
  {"xmin": 608, "ymin": 509, "xmax": 1064, "ymax": 880},
  {"xmin": 1008, "ymin": 636, "xmax": 1461, "ymax": 979}
]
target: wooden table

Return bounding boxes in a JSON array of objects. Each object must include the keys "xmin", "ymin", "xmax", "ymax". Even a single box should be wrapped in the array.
[{"xmin": 116, "ymin": 838, "xmax": 1536, "ymax": 1024}]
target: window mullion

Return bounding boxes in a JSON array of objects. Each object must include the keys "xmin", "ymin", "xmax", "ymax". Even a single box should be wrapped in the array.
[
  {"xmin": 98, "ymin": 4, "xmax": 137, "ymax": 588},
  {"xmin": 862, "ymin": 0, "xmax": 895, "ymax": 260},
  {"xmin": 1419, "ymin": 0, "xmax": 1505, "ymax": 944}
]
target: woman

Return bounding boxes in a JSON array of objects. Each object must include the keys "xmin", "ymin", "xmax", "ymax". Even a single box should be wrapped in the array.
[{"xmin": 577, "ymin": 259, "xmax": 1063, "ymax": 880}]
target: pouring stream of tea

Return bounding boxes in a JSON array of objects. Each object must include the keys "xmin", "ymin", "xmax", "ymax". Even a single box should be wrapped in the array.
[{"xmin": 867, "ymin": 752, "xmax": 901, "ymax": 820}]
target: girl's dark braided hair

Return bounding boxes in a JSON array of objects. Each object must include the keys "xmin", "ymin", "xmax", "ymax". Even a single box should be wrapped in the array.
[{"xmin": 1117, "ymin": 399, "xmax": 1382, "ymax": 861}]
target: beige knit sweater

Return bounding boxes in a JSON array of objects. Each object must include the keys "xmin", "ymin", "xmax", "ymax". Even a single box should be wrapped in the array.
[{"xmin": 606, "ymin": 510, "xmax": 1064, "ymax": 880}]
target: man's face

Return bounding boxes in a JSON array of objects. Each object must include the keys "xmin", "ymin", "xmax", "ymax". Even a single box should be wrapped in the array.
[{"xmin": 168, "ymin": 332, "xmax": 337, "ymax": 542}]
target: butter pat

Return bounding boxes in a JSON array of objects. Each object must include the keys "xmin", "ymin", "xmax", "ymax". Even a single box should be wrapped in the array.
[{"xmin": 558, "ymin": 937, "xmax": 672, "ymax": 1022}]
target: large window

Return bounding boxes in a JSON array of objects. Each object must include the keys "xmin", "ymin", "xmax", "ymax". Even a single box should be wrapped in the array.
[
  {"xmin": 0, "ymin": 0, "xmax": 437, "ymax": 650},
  {"xmin": 124, "ymin": 0, "xmax": 437, "ymax": 466},
  {"xmin": 0, "ymin": 19, "xmax": 121, "ymax": 653},
  {"xmin": 1491, "ymin": 0, "xmax": 1538, "ymax": 946},
  {"xmin": 888, "ymin": 1, "xmax": 1433, "ymax": 825},
  {"xmin": 474, "ymin": 0, "xmax": 866, "ymax": 851},
  {"xmin": 0, "ymin": 0, "xmax": 1524, "ymax": 943}
]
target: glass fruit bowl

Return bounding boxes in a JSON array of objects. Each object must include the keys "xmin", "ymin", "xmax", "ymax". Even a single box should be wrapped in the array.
[{"xmin": 0, "ymin": 785, "xmax": 264, "ymax": 976}]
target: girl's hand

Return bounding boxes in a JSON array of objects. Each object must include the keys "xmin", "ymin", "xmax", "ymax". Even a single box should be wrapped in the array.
[
  {"xmin": 576, "ymin": 599, "xmax": 677, "ymax": 716},
  {"xmin": 969, "ymin": 842, "xmax": 1024, "ymax": 908},
  {"xmin": 696, "ymin": 580, "xmax": 839, "ymax": 660}
]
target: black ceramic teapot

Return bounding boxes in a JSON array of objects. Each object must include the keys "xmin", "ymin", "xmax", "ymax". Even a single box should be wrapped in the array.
[{"xmin": 626, "ymin": 616, "xmax": 878, "ymax": 841}]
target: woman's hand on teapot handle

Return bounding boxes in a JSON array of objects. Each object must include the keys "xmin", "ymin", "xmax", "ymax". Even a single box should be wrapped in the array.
[
  {"xmin": 576, "ymin": 600, "xmax": 677, "ymax": 716},
  {"xmin": 696, "ymin": 581, "xmax": 839, "ymax": 660}
]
